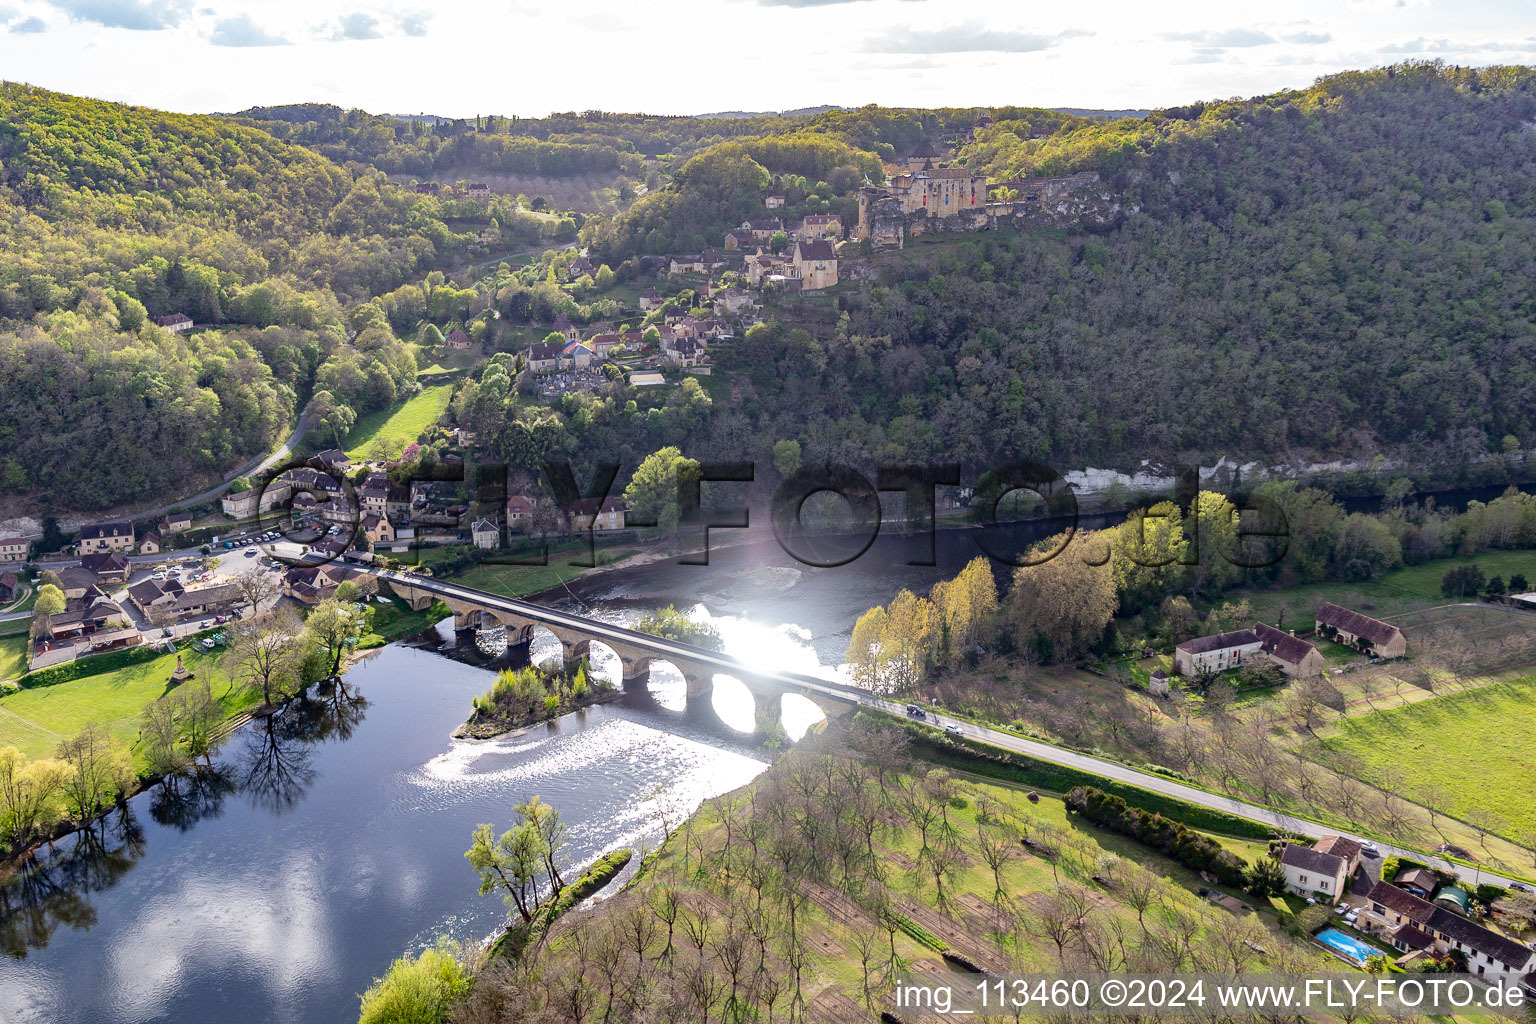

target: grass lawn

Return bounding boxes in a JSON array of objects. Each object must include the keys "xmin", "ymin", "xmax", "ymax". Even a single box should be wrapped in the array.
[
  {"xmin": 361, "ymin": 595, "xmax": 448, "ymax": 645},
  {"xmin": 0, "ymin": 645, "xmax": 257, "ymax": 762},
  {"xmin": 1237, "ymin": 551, "xmax": 1536, "ymax": 626},
  {"xmin": 0, "ymin": 633, "xmax": 28, "ymax": 683},
  {"xmin": 1314, "ymin": 672, "xmax": 1536, "ymax": 841},
  {"xmin": 342, "ymin": 383, "xmax": 454, "ymax": 461},
  {"xmin": 454, "ymin": 547, "xmax": 635, "ymax": 600}
]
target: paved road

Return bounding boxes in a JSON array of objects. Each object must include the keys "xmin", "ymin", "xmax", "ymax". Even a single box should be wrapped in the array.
[
  {"xmin": 369, "ymin": 569, "xmax": 1531, "ymax": 889},
  {"xmin": 163, "ymin": 408, "xmax": 315, "ymax": 513},
  {"xmin": 860, "ymin": 696, "xmax": 1526, "ymax": 889}
]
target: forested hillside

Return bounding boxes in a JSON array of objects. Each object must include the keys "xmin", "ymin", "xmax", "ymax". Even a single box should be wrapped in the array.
[
  {"xmin": 9, "ymin": 65, "xmax": 1536, "ymax": 509},
  {"xmin": 733, "ymin": 64, "xmax": 1536, "ymax": 474},
  {"xmin": 0, "ymin": 84, "xmax": 489, "ymax": 509}
]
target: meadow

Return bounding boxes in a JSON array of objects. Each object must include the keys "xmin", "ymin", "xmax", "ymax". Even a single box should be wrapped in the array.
[
  {"xmin": 1236, "ymin": 550, "xmax": 1536, "ymax": 626},
  {"xmin": 0, "ymin": 633, "xmax": 27, "ymax": 684},
  {"xmin": 342, "ymin": 383, "xmax": 454, "ymax": 461},
  {"xmin": 1314, "ymin": 673, "xmax": 1536, "ymax": 843},
  {"xmin": 0, "ymin": 644, "xmax": 256, "ymax": 762}
]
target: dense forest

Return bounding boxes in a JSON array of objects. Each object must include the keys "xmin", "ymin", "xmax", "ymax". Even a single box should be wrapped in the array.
[
  {"xmin": 0, "ymin": 83, "xmax": 522, "ymax": 508},
  {"xmin": 231, "ymin": 102, "xmax": 997, "ymax": 179},
  {"xmin": 8, "ymin": 64, "xmax": 1536, "ymax": 509},
  {"xmin": 721, "ymin": 64, "xmax": 1536, "ymax": 475}
]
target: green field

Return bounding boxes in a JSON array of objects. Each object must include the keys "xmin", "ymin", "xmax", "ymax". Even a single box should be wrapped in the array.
[
  {"xmin": 454, "ymin": 547, "xmax": 635, "ymax": 600},
  {"xmin": 1315, "ymin": 673, "xmax": 1536, "ymax": 841},
  {"xmin": 0, "ymin": 634, "xmax": 28, "ymax": 683},
  {"xmin": 342, "ymin": 383, "xmax": 454, "ymax": 461},
  {"xmin": 0, "ymin": 645, "xmax": 257, "ymax": 761},
  {"xmin": 1237, "ymin": 550, "xmax": 1536, "ymax": 626}
]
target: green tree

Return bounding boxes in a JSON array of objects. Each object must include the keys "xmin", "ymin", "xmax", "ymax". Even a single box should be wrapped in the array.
[
  {"xmin": 0, "ymin": 746, "xmax": 65, "ymax": 846},
  {"xmin": 1245, "ymin": 854, "xmax": 1287, "ymax": 898},
  {"xmin": 771, "ymin": 439, "xmax": 802, "ymax": 477},
  {"xmin": 1440, "ymin": 564, "xmax": 1486, "ymax": 598},
  {"xmin": 1008, "ymin": 531, "xmax": 1119, "ymax": 664},
  {"xmin": 845, "ymin": 606, "xmax": 889, "ymax": 691},
  {"xmin": 31, "ymin": 583, "xmax": 65, "ymax": 640},
  {"xmin": 357, "ymin": 940, "xmax": 472, "ymax": 1024},
  {"xmin": 56, "ymin": 725, "xmax": 130, "ymax": 826},
  {"xmin": 304, "ymin": 599, "xmax": 360, "ymax": 677},
  {"xmin": 466, "ymin": 820, "xmax": 547, "ymax": 923},
  {"xmin": 930, "ymin": 556, "xmax": 998, "ymax": 662},
  {"xmin": 1110, "ymin": 502, "xmax": 1187, "ymax": 612},
  {"xmin": 623, "ymin": 446, "xmax": 699, "ymax": 534},
  {"xmin": 1332, "ymin": 513, "xmax": 1402, "ymax": 582}
]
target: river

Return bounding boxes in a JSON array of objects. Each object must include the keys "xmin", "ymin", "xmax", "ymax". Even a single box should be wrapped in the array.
[
  {"xmin": 0, "ymin": 629, "xmax": 821, "ymax": 1024},
  {"xmin": 0, "ymin": 485, "xmax": 1518, "ymax": 1023}
]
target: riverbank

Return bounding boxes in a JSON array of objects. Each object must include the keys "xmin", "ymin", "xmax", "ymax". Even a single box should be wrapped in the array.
[{"xmin": 443, "ymin": 715, "xmax": 1333, "ymax": 1023}]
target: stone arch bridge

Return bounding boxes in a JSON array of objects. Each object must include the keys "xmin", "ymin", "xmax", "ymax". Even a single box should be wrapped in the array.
[{"xmin": 376, "ymin": 570, "xmax": 865, "ymax": 718}]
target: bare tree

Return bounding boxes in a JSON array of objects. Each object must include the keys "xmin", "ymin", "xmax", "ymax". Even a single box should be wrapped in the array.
[
  {"xmin": 231, "ymin": 608, "xmax": 303, "ymax": 706},
  {"xmin": 232, "ymin": 566, "xmax": 280, "ymax": 618},
  {"xmin": 651, "ymin": 887, "xmax": 682, "ymax": 964}
]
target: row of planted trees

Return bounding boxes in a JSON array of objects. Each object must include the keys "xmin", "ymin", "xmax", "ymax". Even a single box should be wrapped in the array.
[{"xmin": 439, "ymin": 722, "xmax": 1333, "ymax": 1024}]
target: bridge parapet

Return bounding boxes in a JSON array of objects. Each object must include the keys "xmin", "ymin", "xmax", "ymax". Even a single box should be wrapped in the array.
[{"xmin": 373, "ymin": 571, "xmax": 863, "ymax": 724}]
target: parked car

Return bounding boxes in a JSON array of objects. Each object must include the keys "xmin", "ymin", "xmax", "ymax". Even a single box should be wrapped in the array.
[
  {"xmin": 904, "ymin": 704, "xmax": 925, "ymax": 719},
  {"xmin": 944, "ymin": 723, "xmax": 964, "ymax": 737},
  {"xmin": 243, "ymin": 548, "xmax": 257, "ymax": 557},
  {"xmin": 214, "ymin": 614, "xmax": 228, "ymax": 624}
]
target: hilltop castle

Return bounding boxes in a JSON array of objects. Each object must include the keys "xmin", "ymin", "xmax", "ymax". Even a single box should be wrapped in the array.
[{"xmin": 857, "ymin": 169, "xmax": 1106, "ymax": 248}]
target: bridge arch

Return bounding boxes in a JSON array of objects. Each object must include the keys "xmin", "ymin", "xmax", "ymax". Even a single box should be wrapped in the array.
[
  {"xmin": 779, "ymin": 692, "xmax": 827, "ymax": 742},
  {"xmin": 567, "ymin": 637, "xmax": 622, "ymax": 688},
  {"xmin": 456, "ymin": 607, "xmax": 507, "ymax": 631},
  {"xmin": 709, "ymin": 673, "xmax": 757, "ymax": 734},
  {"xmin": 622, "ymin": 655, "xmax": 712, "ymax": 712},
  {"xmin": 517, "ymin": 623, "xmax": 568, "ymax": 673}
]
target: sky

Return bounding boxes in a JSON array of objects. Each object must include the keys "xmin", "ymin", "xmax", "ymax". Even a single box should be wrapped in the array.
[{"xmin": 2, "ymin": 0, "xmax": 1536, "ymax": 117}]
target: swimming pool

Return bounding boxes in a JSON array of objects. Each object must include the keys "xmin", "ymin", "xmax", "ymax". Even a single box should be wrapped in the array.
[{"xmin": 1315, "ymin": 927, "xmax": 1378, "ymax": 966}]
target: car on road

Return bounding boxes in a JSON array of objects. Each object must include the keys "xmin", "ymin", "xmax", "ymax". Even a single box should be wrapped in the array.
[
  {"xmin": 944, "ymin": 723, "xmax": 964, "ymax": 737},
  {"xmin": 161, "ymin": 628, "xmax": 173, "ymax": 637},
  {"xmin": 904, "ymin": 703, "xmax": 925, "ymax": 718},
  {"xmin": 1510, "ymin": 881, "xmax": 1534, "ymax": 893},
  {"xmin": 1362, "ymin": 842, "xmax": 1379, "ymax": 856}
]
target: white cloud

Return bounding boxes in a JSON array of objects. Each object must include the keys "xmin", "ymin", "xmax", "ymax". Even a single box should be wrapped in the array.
[
  {"xmin": 46, "ymin": 0, "xmax": 188, "ymax": 30},
  {"xmin": 1163, "ymin": 28, "xmax": 1276, "ymax": 48},
  {"xmin": 332, "ymin": 10, "xmax": 381, "ymax": 39},
  {"xmin": 10, "ymin": 15, "xmax": 46, "ymax": 33},
  {"xmin": 864, "ymin": 23, "xmax": 1088, "ymax": 54},
  {"xmin": 209, "ymin": 12, "xmax": 289, "ymax": 46}
]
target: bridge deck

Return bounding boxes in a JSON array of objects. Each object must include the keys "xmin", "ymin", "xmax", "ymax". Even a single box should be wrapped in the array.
[{"xmin": 374, "ymin": 570, "xmax": 868, "ymax": 705}]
